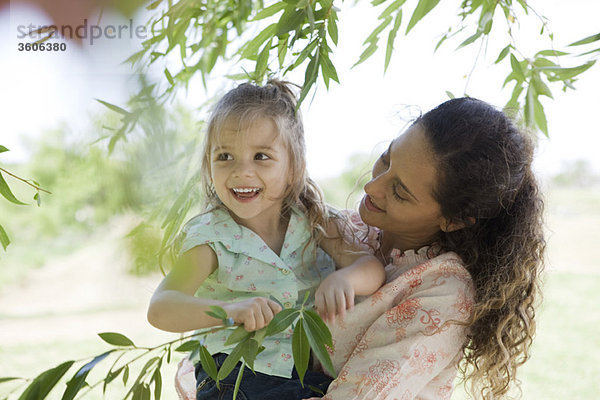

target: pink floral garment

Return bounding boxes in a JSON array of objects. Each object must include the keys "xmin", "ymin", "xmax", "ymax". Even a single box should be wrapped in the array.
[{"xmin": 322, "ymin": 214, "xmax": 475, "ymax": 400}]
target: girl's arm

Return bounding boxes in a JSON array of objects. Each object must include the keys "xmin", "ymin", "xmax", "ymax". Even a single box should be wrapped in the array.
[
  {"xmin": 147, "ymin": 244, "xmax": 281, "ymax": 332},
  {"xmin": 317, "ymin": 220, "xmax": 386, "ymax": 322}
]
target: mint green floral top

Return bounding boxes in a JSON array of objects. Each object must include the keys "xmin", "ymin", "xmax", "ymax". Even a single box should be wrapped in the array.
[{"xmin": 178, "ymin": 206, "xmax": 335, "ymax": 378}]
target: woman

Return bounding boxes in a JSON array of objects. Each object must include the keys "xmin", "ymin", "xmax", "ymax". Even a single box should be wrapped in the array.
[
  {"xmin": 310, "ymin": 97, "xmax": 545, "ymax": 399},
  {"xmin": 176, "ymin": 97, "xmax": 545, "ymax": 399}
]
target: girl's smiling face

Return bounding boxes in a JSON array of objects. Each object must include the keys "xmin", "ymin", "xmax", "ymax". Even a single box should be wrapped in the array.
[
  {"xmin": 210, "ymin": 116, "xmax": 292, "ymax": 229},
  {"xmin": 359, "ymin": 124, "xmax": 452, "ymax": 251}
]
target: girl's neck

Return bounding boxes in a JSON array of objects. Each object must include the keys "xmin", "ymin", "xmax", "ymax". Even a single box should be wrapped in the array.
[{"xmin": 232, "ymin": 210, "xmax": 290, "ymax": 256}]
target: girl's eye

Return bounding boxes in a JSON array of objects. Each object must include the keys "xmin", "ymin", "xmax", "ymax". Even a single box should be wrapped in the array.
[
  {"xmin": 255, "ymin": 153, "xmax": 270, "ymax": 161},
  {"xmin": 216, "ymin": 153, "xmax": 233, "ymax": 161}
]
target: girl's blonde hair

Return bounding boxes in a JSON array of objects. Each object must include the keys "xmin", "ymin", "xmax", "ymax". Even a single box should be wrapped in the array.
[{"xmin": 200, "ymin": 80, "xmax": 329, "ymax": 242}]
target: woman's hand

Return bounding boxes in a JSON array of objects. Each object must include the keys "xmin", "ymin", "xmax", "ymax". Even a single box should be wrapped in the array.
[
  {"xmin": 315, "ymin": 269, "xmax": 355, "ymax": 323},
  {"xmin": 222, "ymin": 297, "xmax": 282, "ymax": 331}
]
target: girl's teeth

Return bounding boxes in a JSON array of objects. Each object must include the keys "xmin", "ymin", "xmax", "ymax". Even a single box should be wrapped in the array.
[{"xmin": 233, "ymin": 188, "xmax": 259, "ymax": 193}]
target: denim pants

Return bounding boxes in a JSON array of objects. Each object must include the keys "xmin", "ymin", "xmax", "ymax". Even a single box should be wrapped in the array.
[{"xmin": 195, "ymin": 353, "xmax": 332, "ymax": 400}]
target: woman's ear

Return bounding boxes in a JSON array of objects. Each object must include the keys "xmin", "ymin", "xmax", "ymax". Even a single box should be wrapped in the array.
[{"xmin": 440, "ymin": 217, "xmax": 476, "ymax": 232}]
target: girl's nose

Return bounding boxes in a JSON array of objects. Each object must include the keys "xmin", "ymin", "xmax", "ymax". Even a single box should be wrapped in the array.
[{"xmin": 232, "ymin": 160, "xmax": 255, "ymax": 178}]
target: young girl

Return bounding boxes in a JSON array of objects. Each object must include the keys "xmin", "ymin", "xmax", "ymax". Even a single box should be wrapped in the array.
[{"xmin": 147, "ymin": 80, "xmax": 385, "ymax": 399}]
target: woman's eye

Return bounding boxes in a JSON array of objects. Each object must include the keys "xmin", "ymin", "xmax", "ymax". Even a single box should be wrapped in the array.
[
  {"xmin": 255, "ymin": 153, "xmax": 270, "ymax": 161},
  {"xmin": 392, "ymin": 184, "xmax": 408, "ymax": 202},
  {"xmin": 379, "ymin": 151, "xmax": 390, "ymax": 165},
  {"xmin": 216, "ymin": 153, "xmax": 233, "ymax": 161}
]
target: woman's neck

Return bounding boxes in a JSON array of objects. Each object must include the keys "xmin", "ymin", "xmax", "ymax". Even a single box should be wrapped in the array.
[{"xmin": 379, "ymin": 230, "xmax": 439, "ymax": 258}]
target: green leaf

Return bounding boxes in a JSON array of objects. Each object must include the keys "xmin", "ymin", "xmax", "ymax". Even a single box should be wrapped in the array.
[
  {"xmin": 327, "ymin": 12, "xmax": 338, "ymax": 45},
  {"xmin": 125, "ymin": 357, "xmax": 160, "ymax": 399},
  {"xmin": 265, "ymin": 308, "xmax": 299, "ymax": 336},
  {"xmin": 524, "ymin": 86, "xmax": 535, "ymax": 128},
  {"xmin": 569, "ymin": 32, "xmax": 600, "ymax": 46},
  {"xmin": 205, "ymin": 305, "xmax": 228, "ymax": 321},
  {"xmin": 354, "ymin": 42, "xmax": 378, "ymax": 68},
  {"xmin": 445, "ymin": 90, "xmax": 455, "ymax": 99},
  {"xmin": 577, "ymin": 47, "xmax": 600, "ymax": 56},
  {"xmin": 495, "ymin": 45, "xmax": 512, "ymax": 64},
  {"xmin": 146, "ymin": 0, "xmax": 162, "ymax": 10},
  {"xmin": 198, "ymin": 345, "xmax": 218, "ymax": 382},
  {"xmin": 241, "ymin": 338, "xmax": 259, "ymax": 371},
  {"xmin": 364, "ymin": 16, "xmax": 392, "ymax": 45},
  {"xmin": 62, "ymin": 352, "xmax": 112, "ymax": 400},
  {"xmin": 216, "ymin": 343, "xmax": 245, "ymax": 381},
  {"xmin": 379, "ymin": 0, "xmax": 406, "ymax": 19},
  {"xmin": 95, "ymin": 99, "xmax": 131, "ymax": 115},
  {"xmin": 510, "ymin": 53, "xmax": 526, "ymax": 81},
  {"xmin": 164, "ymin": 68, "xmax": 174, "ymax": 85},
  {"xmin": 384, "ymin": 10, "xmax": 402, "ymax": 71},
  {"xmin": 33, "ymin": 192, "xmax": 41, "ymax": 207},
  {"xmin": 18, "ymin": 361, "xmax": 74, "ymax": 400},
  {"xmin": 544, "ymin": 61, "xmax": 596, "ymax": 81},
  {"xmin": 152, "ymin": 369, "xmax": 162, "ymax": 400},
  {"xmin": 255, "ymin": 37, "xmax": 273, "ymax": 81},
  {"xmin": 241, "ymin": 24, "xmax": 277, "ymax": 59},
  {"xmin": 457, "ymin": 31, "xmax": 482, "ymax": 49},
  {"xmin": 292, "ymin": 318, "xmax": 310, "ymax": 385},
  {"xmin": 0, "ymin": 145, "xmax": 9, "ymax": 153},
  {"xmin": 252, "ymin": 2, "xmax": 286, "ymax": 20},
  {"xmin": 0, "ymin": 172, "xmax": 27, "ymax": 205},
  {"xmin": 0, "ymin": 224, "xmax": 10, "ymax": 251},
  {"xmin": 276, "ymin": 8, "xmax": 306, "ymax": 37},
  {"xmin": 298, "ymin": 54, "xmax": 319, "ymax": 105},
  {"xmin": 533, "ymin": 95, "xmax": 548, "ymax": 136},
  {"xmin": 406, "ymin": 0, "xmax": 441, "ymax": 34},
  {"xmin": 531, "ymin": 74, "xmax": 553, "ymax": 99},
  {"xmin": 535, "ymin": 49, "xmax": 569, "ymax": 57},
  {"xmin": 319, "ymin": 48, "xmax": 339, "ymax": 88},
  {"xmin": 224, "ymin": 325, "xmax": 253, "ymax": 346},
  {"xmin": 434, "ymin": 33, "xmax": 447, "ymax": 52},
  {"xmin": 174, "ymin": 340, "xmax": 201, "ymax": 352},
  {"xmin": 0, "ymin": 377, "xmax": 21, "ymax": 384},
  {"xmin": 98, "ymin": 332, "xmax": 135, "ymax": 347},
  {"xmin": 302, "ymin": 310, "xmax": 335, "ymax": 377},
  {"xmin": 505, "ymin": 82, "xmax": 524, "ymax": 111},
  {"xmin": 123, "ymin": 365, "xmax": 129, "ymax": 385}
]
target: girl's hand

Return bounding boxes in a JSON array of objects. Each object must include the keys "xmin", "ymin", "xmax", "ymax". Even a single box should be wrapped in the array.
[
  {"xmin": 315, "ymin": 269, "xmax": 355, "ymax": 323},
  {"xmin": 223, "ymin": 297, "xmax": 282, "ymax": 331}
]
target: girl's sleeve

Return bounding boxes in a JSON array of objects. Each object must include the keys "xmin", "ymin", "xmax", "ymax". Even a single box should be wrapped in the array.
[{"xmin": 323, "ymin": 264, "xmax": 474, "ymax": 400}]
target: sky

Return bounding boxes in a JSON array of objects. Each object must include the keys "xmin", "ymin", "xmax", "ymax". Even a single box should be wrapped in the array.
[{"xmin": 1, "ymin": 0, "xmax": 599, "ymax": 182}]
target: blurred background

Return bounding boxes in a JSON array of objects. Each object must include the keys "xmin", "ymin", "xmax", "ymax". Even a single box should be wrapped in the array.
[{"xmin": 1, "ymin": 0, "xmax": 599, "ymax": 398}]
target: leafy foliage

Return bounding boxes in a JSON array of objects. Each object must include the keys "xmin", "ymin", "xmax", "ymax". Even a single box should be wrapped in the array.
[{"xmin": 0, "ymin": 303, "xmax": 334, "ymax": 400}]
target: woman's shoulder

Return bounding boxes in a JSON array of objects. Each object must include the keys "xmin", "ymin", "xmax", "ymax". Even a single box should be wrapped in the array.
[{"xmin": 404, "ymin": 251, "xmax": 474, "ymax": 299}]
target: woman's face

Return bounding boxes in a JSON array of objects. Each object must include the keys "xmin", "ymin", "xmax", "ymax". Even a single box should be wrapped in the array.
[{"xmin": 359, "ymin": 124, "xmax": 451, "ymax": 250}]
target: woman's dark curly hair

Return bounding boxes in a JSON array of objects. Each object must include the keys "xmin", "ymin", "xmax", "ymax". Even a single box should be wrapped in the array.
[{"xmin": 416, "ymin": 97, "xmax": 545, "ymax": 398}]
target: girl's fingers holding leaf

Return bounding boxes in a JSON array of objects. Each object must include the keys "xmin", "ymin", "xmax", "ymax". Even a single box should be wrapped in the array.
[{"xmin": 267, "ymin": 299, "xmax": 282, "ymax": 314}]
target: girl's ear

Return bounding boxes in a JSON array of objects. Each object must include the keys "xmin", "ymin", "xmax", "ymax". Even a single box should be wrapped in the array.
[{"xmin": 440, "ymin": 217, "xmax": 476, "ymax": 233}]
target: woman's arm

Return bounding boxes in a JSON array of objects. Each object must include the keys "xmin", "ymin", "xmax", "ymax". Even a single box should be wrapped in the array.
[
  {"xmin": 147, "ymin": 244, "xmax": 281, "ymax": 332},
  {"xmin": 317, "ymin": 219, "xmax": 386, "ymax": 322}
]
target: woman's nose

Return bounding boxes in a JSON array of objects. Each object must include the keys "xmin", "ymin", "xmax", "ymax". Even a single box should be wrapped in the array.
[{"xmin": 364, "ymin": 172, "xmax": 386, "ymax": 199}]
